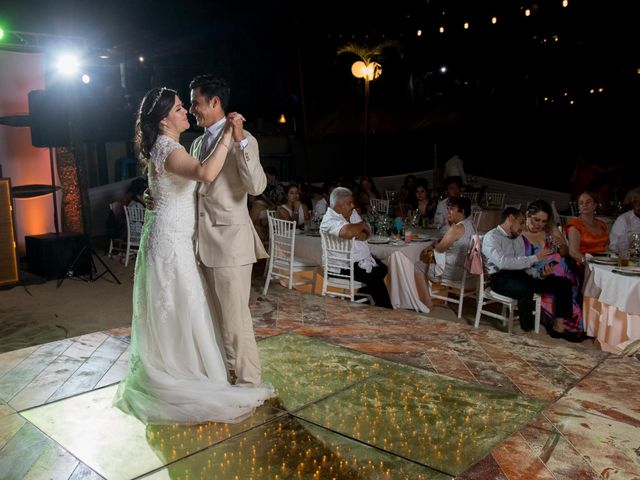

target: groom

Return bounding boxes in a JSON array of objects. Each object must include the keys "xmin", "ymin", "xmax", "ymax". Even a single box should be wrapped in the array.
[{"xmin": 189, "ymin": 74, "xmax": 268, "ymax": 386}]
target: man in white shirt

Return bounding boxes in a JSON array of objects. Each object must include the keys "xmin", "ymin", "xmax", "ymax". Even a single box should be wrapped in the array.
[
  {"xmin": 311, "ymin": 181, "xmax": 334, "ymax": 221},
  {"xmin": 320, "ymin": 187, "xmax": 392, "ymax": 309},
  {"xmin": 434, "ymin": 178, "xmax": 462, "ymax": 234},
  {"xmin": 482, "ymin": 207, "xmax": 581, "ymax": 340},
  {"xmin": 609, "ymin": 188, "xmax": 640, "ymax": 254}
]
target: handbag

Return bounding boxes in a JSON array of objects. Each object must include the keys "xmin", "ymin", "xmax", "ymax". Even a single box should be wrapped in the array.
[{"xmin": 465, "ymin": 234, "xmax": 484, "ymax": 275}]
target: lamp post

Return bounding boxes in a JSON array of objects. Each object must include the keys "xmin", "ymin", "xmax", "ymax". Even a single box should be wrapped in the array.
[{"xmin": 351, "ymin": 60, "xmax": 381, "ymax": 175}]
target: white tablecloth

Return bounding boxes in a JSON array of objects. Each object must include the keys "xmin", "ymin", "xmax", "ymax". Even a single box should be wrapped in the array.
[
  {"xmin": 583, "ymin": 262, "xmax": 640, "ymax": 353},
  {"xmin": 583, "ymin": 263, "xmax": 640, "ymax": 315},
  {"xmin": 294, "ymin": 232, "xmax": 435, "ymax": 312}
]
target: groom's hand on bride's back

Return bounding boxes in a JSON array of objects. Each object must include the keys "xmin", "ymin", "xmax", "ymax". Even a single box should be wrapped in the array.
[{"xmin": 143, "ymin": 188, "xmax": 155, "ymax": 210}]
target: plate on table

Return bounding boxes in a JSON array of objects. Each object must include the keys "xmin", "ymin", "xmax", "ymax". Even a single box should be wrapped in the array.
[
  {"xmin": 368, "ymin": 236, "xmax": 390, "ymax": 244},
  {"xmin": 388, "ymin": 240, "xmax": 408, "ymax": 247},
  {"xmin": 589, "ymin": 256, "xmax": 618, "ymax": 265},
  {"xmin": 612, "ymin": 266, "xmax": 640, "ymax": 276},
  {"xmin": 412, "ymin": 234, "xmax": 431, "ymax": 242}
]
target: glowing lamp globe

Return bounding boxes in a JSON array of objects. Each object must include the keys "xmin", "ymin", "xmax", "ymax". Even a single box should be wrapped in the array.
[{"xmin": 351, "ymin": 61, "xmax": 367, "ymax": 78}]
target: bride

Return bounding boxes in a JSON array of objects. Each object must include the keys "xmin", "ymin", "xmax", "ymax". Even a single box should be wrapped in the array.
[{"xmin": 114, "ymin": 87, "xmax": 274, "ymax": 424}]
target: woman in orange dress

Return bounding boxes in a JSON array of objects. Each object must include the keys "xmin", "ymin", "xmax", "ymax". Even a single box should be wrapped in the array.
[{"xmin": 566, "ymin": 191, "xmax": 609, "ymax": 265}]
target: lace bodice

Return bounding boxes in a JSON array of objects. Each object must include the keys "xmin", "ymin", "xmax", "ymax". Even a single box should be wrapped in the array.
[{"xmin": 148, "ymin": 135, "xmax": 197, "ymax": 235}]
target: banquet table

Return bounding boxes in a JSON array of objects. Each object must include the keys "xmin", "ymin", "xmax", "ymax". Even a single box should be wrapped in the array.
[
  {"xmin": 294, "ymin": 230, "xmax": 438, "ymax": 313},
  {"xmin": 583, "ymin": 261, "xmax": 640, "ymax": 353}
]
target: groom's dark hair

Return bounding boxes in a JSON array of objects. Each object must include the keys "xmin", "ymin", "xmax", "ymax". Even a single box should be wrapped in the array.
[{"xmin": 189, "ymin": 74, "xmax": 230, "ymax": 112}]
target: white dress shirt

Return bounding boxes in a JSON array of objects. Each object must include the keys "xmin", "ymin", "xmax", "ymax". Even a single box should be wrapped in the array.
[
  {"xmin": 609, "ymin": 210, "xmax": 640, "ymax": 253},
  {"xmin": 434, "ymin": 197, "xmax": 452, "ymax": 235},
  {"xmin": 203, "ymin": 117, "xmax": 249, "ymax": 153},
  {"xmin": 482, "ymin": 225, "xmax": 538, "ymax": 275},
  {"xmin": 320, "ymin": 207, "xmax": 378, "ymax": 272},
  {"xmin": 312, "ymin": 197, "xmax": 328, "ymax": 220}
]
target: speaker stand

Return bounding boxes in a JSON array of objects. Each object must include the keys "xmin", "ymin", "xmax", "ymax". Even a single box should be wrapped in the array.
[{"xmin": 57, "ymin": 237, "xmax": 121, "ymax": 288}]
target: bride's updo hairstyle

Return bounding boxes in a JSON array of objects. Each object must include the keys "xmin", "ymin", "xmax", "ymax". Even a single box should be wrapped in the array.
[{"xmin": 134, "ymin": 86, "xmax": 178, "ymax": 168}]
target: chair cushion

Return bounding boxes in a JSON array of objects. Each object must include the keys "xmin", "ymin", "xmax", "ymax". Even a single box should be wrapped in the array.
[
  {"xmin": 484, "ymin": 287, "xmax": 518, "ymax": 304},
  {"xmin": 292, "ymin": 256, "xmax": 317, "ymax": 267},
  {"xmin": 326, "ymin": 277, "xmax": 366, "ymax": 289}
]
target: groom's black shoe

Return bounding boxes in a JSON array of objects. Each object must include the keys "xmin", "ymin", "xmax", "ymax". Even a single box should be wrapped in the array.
[{"xmin": 228, "ymin": 369, "xmax": 237, "ymax": 385}]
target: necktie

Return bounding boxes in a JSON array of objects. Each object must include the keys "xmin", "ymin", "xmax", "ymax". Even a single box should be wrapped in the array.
[{"xmin": 199, "ymin": 130, "xmax": 212, "ymax": 162}]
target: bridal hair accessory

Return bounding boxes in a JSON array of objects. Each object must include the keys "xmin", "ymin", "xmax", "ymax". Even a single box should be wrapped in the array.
[{"xmin": 146, "ymin": 87, "xmax": 167, "ymax": 115}]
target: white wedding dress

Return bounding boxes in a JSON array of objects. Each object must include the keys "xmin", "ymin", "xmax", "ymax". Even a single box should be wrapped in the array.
[{"xmin": 114, "ymin": 135, "xmax": 274, "ymax": 424}]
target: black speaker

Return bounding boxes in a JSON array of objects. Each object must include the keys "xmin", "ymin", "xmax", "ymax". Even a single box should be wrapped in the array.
[
  {"xmin": 25, "ymin": 233, "xmax": 90, "ymax": 280},
  {"xmin": 28, "ymin": 90, "xmax": 71, "ymax": 147}
]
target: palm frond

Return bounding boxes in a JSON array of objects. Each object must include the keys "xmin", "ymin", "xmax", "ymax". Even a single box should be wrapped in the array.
[{"xmin": 337, "ymin": 40, "xmax": 399, "ymax": 63}]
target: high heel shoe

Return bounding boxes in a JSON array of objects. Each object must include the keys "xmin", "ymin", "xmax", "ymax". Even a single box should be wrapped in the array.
[{"xmin": 547, "ymin": 326, "xmax": 586, "ymax": 343}]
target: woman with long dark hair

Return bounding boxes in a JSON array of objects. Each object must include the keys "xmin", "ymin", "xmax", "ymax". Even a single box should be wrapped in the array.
[
  {"xmin": 523, "ymin": 200, "xmax": 585, "ymax": 341},
  {"xmin": 114, "ymin": 87, "xmax": 273, "ymax": 424}
]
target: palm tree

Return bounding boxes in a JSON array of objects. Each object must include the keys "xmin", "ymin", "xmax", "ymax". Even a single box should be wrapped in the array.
[{"xmin": 337, "ymin": 40, "xmax": 398, "ymax": 173}]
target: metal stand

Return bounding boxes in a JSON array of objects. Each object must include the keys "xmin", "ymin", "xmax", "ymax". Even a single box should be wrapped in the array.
[{"xmin": 57, "ymin": 236, "xmax": 120, "ymax": 287}]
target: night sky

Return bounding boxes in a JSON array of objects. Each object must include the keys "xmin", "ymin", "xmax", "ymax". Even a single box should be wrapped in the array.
[{"xmin": 2, "ymin": 0, "xmax": 639, "ymax": 189}]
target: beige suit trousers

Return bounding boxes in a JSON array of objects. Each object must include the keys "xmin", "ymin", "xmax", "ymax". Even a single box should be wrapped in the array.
[{"xmin": 201, "ymin": 263, "xmax": 261, "ymax": 386}]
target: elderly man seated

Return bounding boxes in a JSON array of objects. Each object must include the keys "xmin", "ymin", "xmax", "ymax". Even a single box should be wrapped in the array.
[
  {"xmin": 320, "ymin": 187, "xmax": 392, "ymax": 309},
  {"xmin": 609, "ymin": 187, "xmax": 640, "ymax": 255},
  {"xmin": 482, "ymin": 207, "xmax": 584, "ymax": 342}
]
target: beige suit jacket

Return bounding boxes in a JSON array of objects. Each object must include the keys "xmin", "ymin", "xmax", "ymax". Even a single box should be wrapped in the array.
[{"xmin": 191, "ymin": 130, "xmax": 268, "ymax": 267}]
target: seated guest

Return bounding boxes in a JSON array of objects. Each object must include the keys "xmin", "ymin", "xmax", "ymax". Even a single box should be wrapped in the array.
[
  {"xmin": 434, "ymin": 178, "xmax": 462, "ymax": 234},
  {"xmin": 264, "ymin": 166, "xmax": 287, "ymax": 206},
  {"xmin": 522, "ymin": 200, "xmax": 585, "ymax": 337},
  {"xmin": 320, "ymin": 187, "xmax": 392, "ymax": 309},
  {"xmin": 122, "ymin": 177, "xmax": 148, "ymax": 207},
  {"xmin": 277, "ymin": 183, "xmax": 310, "ymax": 227},
  {"xmin": 356, "ymin": 175, "xmax": 380, "ymax": 214},
  {"xmin": 312, "ymin": 181, "xmax": 335, "ymax": 221},
  {"xmin": 609, "ymin": 188, "xmax": 640, "ymax": 255},
  {"xmin": 482, "ymin": 207, "xmax": 583, "ymax": 341},
  {"xmin": 249, "ymin": 193, "xmax": 276, "ymax": 245},
  {"xmin": 566, "ymin": 191, "xmax": 609, "ymax": 265},
  {"xmin": 418, "ymin": 197, "xmax": 475, "ymax": 283},
  {"xmin": 400, "ymin": 174, "xmax": 417, "ymax": 205},
  {"xmin": 411, "ymin": 179, "xmax": 430, "ymax": 224}
]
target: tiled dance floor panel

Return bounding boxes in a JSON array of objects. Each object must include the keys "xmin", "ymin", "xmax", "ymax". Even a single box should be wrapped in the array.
[{"xmin": 18, "ymin": 333, "xmax": 546, "ymax": 479}]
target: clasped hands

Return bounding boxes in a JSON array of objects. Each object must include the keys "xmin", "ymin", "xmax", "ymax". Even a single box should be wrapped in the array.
[{"xmin": 225, "ymin": 112, "xmax": 246, "ymax": 143}]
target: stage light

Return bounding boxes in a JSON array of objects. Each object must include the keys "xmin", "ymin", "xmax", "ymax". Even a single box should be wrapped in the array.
[
  {"xmin": 439, "ymin": 26, "xmax": 445, "ymax": 33},
  {"xmin": 439, "ymin": 65, "xmax": 448, "ymax": 74},
  {"xmin": 463, "ymin": 22, "xmax": 470, "ymax": 30},
  {"xmin": 278, "ymin": 114, "xmax": 286, "ymax": 124},
  {"xmin": 0, "ymin": 27, "xmax": 5, "ymax": 40},
  {"xmin": 416, "ymin": 29, "xmax": 422, "ymax": 37},
  {"xmin": 525, "ymin": 9, "xmax": 531, "ymax": 16},
  {"xmin": 138, "ymin": 56, "xmax": 144, "ymax": 63},
  {"xmin": 491, "ymin": 16, "xmax": 498, "ymax": 25},
  {"xmin": 81, "ymin": 74, "xmax": 91, "ymax": 84},
  {"xmin": 56, "ymin": 54, "xmax": 79, "ymax": 75}
]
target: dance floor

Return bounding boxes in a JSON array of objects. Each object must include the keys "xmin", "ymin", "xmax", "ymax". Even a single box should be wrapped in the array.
[{"xmin": 1, "ymin": 284, "xmax": 639, "ymax": 479}]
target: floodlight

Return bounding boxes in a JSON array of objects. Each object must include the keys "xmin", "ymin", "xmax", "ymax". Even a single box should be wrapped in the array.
[
  {"xmin": 56, "ymin": 54, "xmax": 80, "ymax": 75},
  {"xmin": 81, "ymin": 74, "xmax": 91, "ymax": 84}
]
